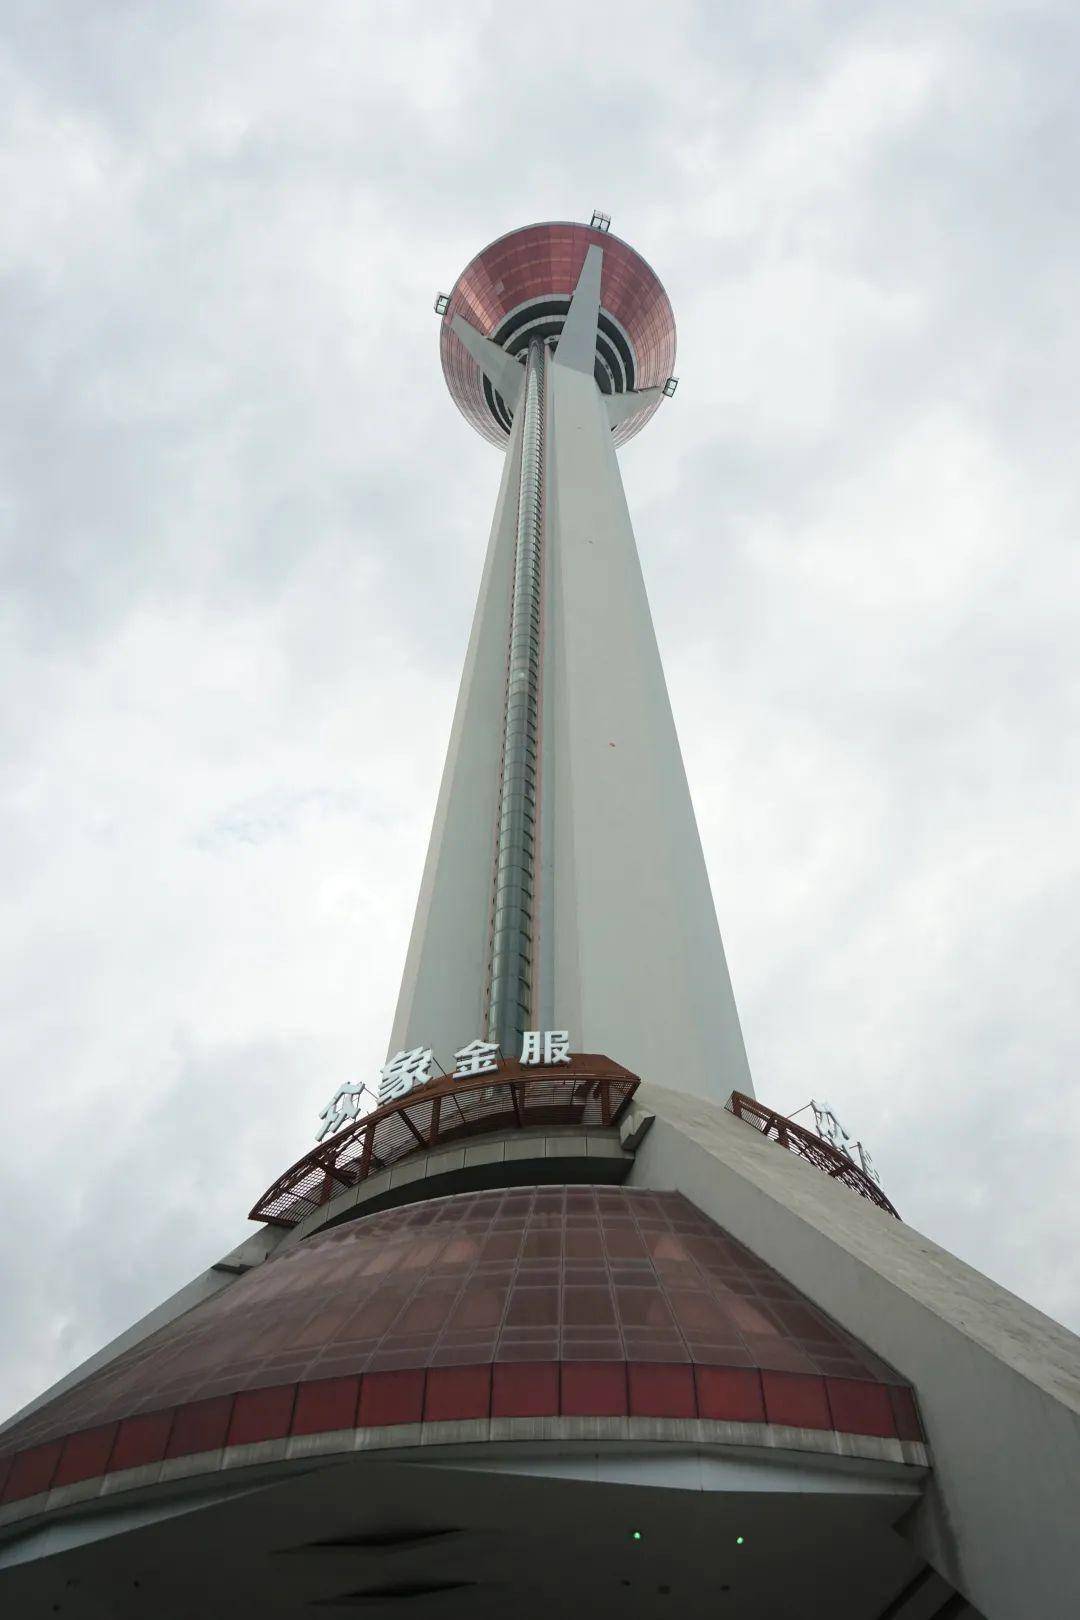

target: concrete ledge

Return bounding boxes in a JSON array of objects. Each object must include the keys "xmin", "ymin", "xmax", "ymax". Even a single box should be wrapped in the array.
[
  {"xmin": 546, "ymin": 1134, "xmax": 588, "ymax": 1158},
  {"xmin": 159, "ymin": 1448, "xmax": 225, "ymax": 1486},
  {"xmin": 99, "ymin": 1460, "xmax": 165, "ymax": 1498},
  {"xmin": 284, "ymin": 1428, "xmax": 357, "ymax": 1463},
  {"xmin": 586, "ymin": 1134, "xmax": 627, "ymax": 1158},
  {"xmin": 504, "ymin": 1137, "xmax": 545, "ymax": 1161},
  {"xmin": 0, "ymin": 1418, "xmax": 925, "ymax": 1540},
  {"xmin": 620, "ymin": 1106, "xmax": 655, "ymax": 1152},
  {"xmin": 463, "ymin": 1140, "xmax": 506, "ymax": 1168},
  {"xmin": 388, "ymin": 1157, "xmax": 428, "ymax": 1188},
  {"xmin": 221, "ymin": 1437, "xmax": 290, "ymax": 1472},
  {"xmin": 426, "ymin": 1147, "xmax": 465, "ymax": 1175},
  {"xmin": 279, "ymin": 1129, "xmax": 634, "ymax": 1244}
]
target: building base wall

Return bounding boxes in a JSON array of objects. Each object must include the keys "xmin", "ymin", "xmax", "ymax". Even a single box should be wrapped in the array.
[{"xmin": 626, "ymin": 1082, "xmax": 1080, "ymax": 1620}]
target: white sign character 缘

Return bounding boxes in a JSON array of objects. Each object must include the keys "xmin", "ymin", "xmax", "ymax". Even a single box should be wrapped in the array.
[{"xmin": 378, "ymin": 1046, "xmax": 435, "ymax": 1105}]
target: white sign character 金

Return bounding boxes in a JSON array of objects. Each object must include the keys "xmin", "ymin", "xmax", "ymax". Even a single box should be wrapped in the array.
[{"xmin": 453, "ymin": 1039, "xmax": 500, "ymax": 1079}]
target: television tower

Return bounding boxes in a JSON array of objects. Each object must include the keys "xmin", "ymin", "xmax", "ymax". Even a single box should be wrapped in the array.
[
  {"xmin": 1, "ymin": 219, "xmax": 1077, "ymax": 1620},
  {"xmin": 394, "ymin": 219, "xmax": 751, "ymax": 1103}
]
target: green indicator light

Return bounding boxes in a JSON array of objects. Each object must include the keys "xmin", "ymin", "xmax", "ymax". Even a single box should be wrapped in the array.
[
  {"xmin": 736, "ymin": 1536, "xmax": 745, "ymax": 1546},
  {"xmin": 632, "ymin": 1531, "xmax": 643, "ymax": 1542}
]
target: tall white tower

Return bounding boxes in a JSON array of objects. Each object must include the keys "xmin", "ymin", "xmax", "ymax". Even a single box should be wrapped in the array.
[
  {"xmin": 393, "ymin": 221, "xmax": 752, "ymax": 1103},
  {"xmin": 2, "ymin": 218, "xmax": 1077, "ymax": 1620}
]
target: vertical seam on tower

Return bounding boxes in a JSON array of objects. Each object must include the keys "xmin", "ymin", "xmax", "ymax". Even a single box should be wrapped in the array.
[{"xmin": 486, "ymin": 337, "xmax": 546, "ymax": 1057}]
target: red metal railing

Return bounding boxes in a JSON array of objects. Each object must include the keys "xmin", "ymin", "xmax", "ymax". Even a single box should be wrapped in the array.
[
  {"xmin": 250, "ymin": 1053, "xmax": 639, "ymax": 1228},
  {"xmin": 726, "ymin": 1091, "xmax": 900, "ymax": 1219}
]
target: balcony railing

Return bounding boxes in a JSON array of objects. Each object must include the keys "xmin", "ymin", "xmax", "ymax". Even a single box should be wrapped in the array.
[
  {"xmin": 250, "ymin": 1053, "xmax": 639, "ymax": 1228},
  {"xmin": 726, "ymin": 1091, "xmax": 900, "ymax": 1219}
]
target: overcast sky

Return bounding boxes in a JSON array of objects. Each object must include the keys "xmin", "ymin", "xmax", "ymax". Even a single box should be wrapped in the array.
[{"xmin": 2, "ymin": 1, "xmax": 1078, "ymax": 1420}]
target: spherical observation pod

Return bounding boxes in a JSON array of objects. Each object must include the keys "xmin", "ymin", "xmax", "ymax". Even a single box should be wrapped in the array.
[{"xmin": 439, "ymin": 221, "xmax": 677, "ymax": 447}]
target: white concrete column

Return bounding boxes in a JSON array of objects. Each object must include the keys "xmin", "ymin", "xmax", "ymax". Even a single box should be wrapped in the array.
[
  {"xmin": 388, "ymin": 414, "xmax": 524, "ymax": 1063},
  {"xmin": 543, "ymin": 359, "xmax": 752, "ymax": 1101},
  {"xmin": 394, "ymin": 250, "xmax": 752, "ymax": 1103}
]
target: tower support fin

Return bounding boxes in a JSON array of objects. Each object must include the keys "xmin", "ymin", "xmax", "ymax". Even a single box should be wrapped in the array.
[
  {"xmin": 450, "ymin": 314, "xmax": 524, "ymax": 412},
  {"xmin": 553, "ymin": 245, "xmax": 604, "ymax": 375},
  {"xmin": 605, "ymin": 386, "xmax": 665, "ymax": 429}
]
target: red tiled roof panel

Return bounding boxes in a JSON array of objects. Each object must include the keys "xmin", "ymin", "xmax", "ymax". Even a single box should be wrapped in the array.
[{"xmin": 0, "ymin": 1188, "xmax": 922, "ymax": 1509}]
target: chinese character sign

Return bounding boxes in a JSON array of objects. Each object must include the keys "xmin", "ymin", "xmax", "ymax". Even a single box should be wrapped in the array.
[
  {"xmin": 317, "ymin": 1034, "xmax": 576, "ymax": 1140},
  {"xmin": 453, "ymin": 1039, "xmax": 500, "ymax": 1078},
  {"xmin": 811, "ymin": 1099, "xmax": 881, "ymax": 1187},
  {"xmin": 378, "ymin": 1047, "xmax": 435, "ymax": 1105},
  {"xmin": 316, "ymin": 1082, "xmax": 368, "ymax": 1142},
  {"xmin": 856, "ymin": 1142, "xmax": 881, "ymax": 1187},
  {"xmin": 811, "ymin": 1100, "xmax": 851, "ymax": 1157},
  {"xmin": 520, "ymin": 1029, "xmax": 570, "ymax": 1066}
]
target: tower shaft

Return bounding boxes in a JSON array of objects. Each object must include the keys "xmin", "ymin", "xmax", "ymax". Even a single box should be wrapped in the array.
[
  {"xmin": 391, "ymin": 242, "xmax": 752, "ymax": 1100},
  {"xmin": 487, "ymin": 337, "xmax": 546, "ymax": 1055}
]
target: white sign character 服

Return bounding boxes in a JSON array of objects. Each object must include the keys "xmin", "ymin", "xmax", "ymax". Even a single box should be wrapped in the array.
[{"xmin": 520, "ymin": 1030, "xmax": 571, "ymax": 1066}]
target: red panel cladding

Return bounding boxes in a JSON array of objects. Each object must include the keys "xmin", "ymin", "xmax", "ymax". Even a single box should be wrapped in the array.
[
  {"xmin": 628, "ymin": 1363, "xmax": 696, "ymax": 1419},
  {"xmin": 227, "ymin": 1384, "xmax": 297, "ymax": 1447},
  {"xmin": 108, "ymin": 1410, "xmax": 175, "ymax": 1472},
  {"xmin": 826, "ymin": 1378, "xmax": 897, "ymax": 1438},
  {"xmin": 888, "ymin": 1383, "xmax": 925, "ymax": 1442},
  {"xmin": 491, "ymin": 1362, "xmax": 559, "ymax": 1419},
  {"xmin": 2, "ymin": 1440, "xmax": 63, "ymax": 1504},
  {"xmin": 560, "ymin": 1361, "xmax": 628, "ymax": 1417},
  {"xmin": 695, "ymin": 1366, "xmax": 766, "ymax": 1424},
  {"xmin": 53, "ymin": 1423, "xmax": 118, "ymax": 1487},
  {"xmin": 439, "ymin": 221, "xmax": 677, "ymax": 448},
  {"xmin": 291, "ymin": 1377, "xmax": 360, "ymax": 1437},
  {"xmin": 164, "ymin": 1395, "xmax": 234, "ymax": 1459},
  {"xmin": 358, "ymin": 1370, "xmax": 424, "ymax": 1428},
  {"xmin": 761, "ymin": 1371, "xmax": 832, "ymax": 1431},
  {"xmin": 424, "ymin": 1365, "xmax": 491, "ymax": 1423},
  {"xmin": 0, "ymin": 1188, "xmax": 921, "ymax": 1483}
]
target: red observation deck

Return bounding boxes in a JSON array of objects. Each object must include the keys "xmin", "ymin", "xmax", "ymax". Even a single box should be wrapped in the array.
[{"xmin": 439, "ymin": 221, "xmax": 677, "ymax": 447}]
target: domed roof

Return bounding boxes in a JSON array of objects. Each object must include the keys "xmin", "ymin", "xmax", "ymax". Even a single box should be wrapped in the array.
[
  {"xmin": 1, "ymin": 1187, "xmax": 922, "ymax": 1520},
  {"xmin": 439, "ymin": 221, "xmax": 677, "ymax": 447}
]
